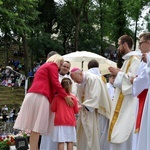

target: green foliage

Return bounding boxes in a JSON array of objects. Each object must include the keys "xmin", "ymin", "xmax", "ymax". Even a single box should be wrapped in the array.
[
  {"xmin": 0, "ymin": 141, "xmax": 9, "ymax": 150},
  {"xmin": 144, "ymin": 5, "xmax": 150, "ymax": 31},
  {"xmin": 28, "ymin": 33, "xmax": 64, "ymax": 60},
  {"xmin": 0, "ymin": 0, "xmax": 39, "ymax": 35},
  {"xmin": 0, "ymin": 0, "xmax": 150, "ymax": 70},
  {"xmin": 38, "ymin": 0, "xmax": 57, "ymax": 33}
]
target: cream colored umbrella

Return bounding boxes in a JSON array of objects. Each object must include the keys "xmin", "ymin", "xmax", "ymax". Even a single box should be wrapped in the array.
[{"xmin": 62, "ymin": 51, "xmax": 117, "ymax": 75}]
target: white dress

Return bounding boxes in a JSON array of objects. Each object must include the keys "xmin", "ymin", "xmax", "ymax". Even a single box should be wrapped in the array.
[{"xmin": 52, "ymin": 126, "xmax": 76, "ymax": 142}]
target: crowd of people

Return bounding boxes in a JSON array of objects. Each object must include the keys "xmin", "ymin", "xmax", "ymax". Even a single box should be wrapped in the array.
[
  {"xmin": 10, "ymin": 32, "xmax": 150, "ymax": 150},
  {"xmin": 0, "ymin": 105, "xmax": 16, "ymax": 123},
  {"xmin": 0, "ymin": 60, "xmax": 43, "ymax": 87}
]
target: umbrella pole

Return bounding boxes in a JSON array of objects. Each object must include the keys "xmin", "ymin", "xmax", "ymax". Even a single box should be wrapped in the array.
[{"xmin": 82, "ymin": 61, "xmax": 84, "ymax": 71}]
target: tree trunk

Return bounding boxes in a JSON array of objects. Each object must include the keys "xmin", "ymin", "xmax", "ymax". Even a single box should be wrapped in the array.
[
  {"xmin": 4, "ymin": 41, "xmax": 8, "ymax": 66},
  {"xmin": 99, "ymin": 0, "xmax": 104, "ymax": 55},
  {"xmin": 22, "ymin": 35, "xmax": 29, "ymax": 77},
  {"xmin": 75, "ymin": 16, "xmax": 80, "ymax": 51},
  {"xmin": 133, "ymin": 19, "xmax": 138, "ymax": 51},
  {"xmin": 116, "ymin": 0, "xmax": 126, "ymax": 68},
  {"xmin": 4, "ymin": 33, "xmax": 9, "ymax": 66}
]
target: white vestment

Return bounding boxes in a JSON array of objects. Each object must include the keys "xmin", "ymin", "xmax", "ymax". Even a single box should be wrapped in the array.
[
  {"xmin": 132, "ymin": 61, "xmax": 150, "ymax": 97},
  {"xmin": 40, "ymin": 74, "xmax": 77, "ymax": 150},
  {"xmin": 107, "ymin": 82, "xmax": 115, "ymax": 100},
  {"xmin": 87, "ymin": 68, "xmax": 112, "ymax": 150},
  {"xmin": 135, "ymin": 53, "xmax": 150, "ymax": 150},
  {"xmin": 108, "ymin": 51, "xmax": 141, "ymax": 150},
  {"xmin": 131, "ymin": 60, "xmax": 150, "ymax": 150},
  {"xmin": 76, "ymin": 72, "xmax": 112, "ymax": 150}
]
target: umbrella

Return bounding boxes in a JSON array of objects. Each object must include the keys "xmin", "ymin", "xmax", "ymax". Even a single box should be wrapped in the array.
[{"xmin": 62, "ymin": 51, "xmax": 117, "ymax": 75}]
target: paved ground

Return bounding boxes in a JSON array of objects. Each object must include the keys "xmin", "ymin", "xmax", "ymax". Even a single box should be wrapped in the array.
[{"xmin": 10, "ymin": 145, "xmax": 77, "ymax": 150}]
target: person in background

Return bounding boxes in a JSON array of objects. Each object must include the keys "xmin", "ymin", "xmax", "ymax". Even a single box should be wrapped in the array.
[
  {"xmin": 1, "ymin": 105, "xmax": 8, "ymax": 122},
  {"xmin": 87, "ymin": 59, "xmax": 112, "ymax": 150},
  {"xmin": 106, "ymin": 74, "xmax": 116, "ymax": 100},
  {"xmin": 87, "ymin": 59, "xmax": 107, "ymax": 83},
  {"xmin": 51, "ymin": 78, "xmax": 79, "ymax": 150},
  {"xmin": 59, "ymin": 61, "xmax": 77, "ymax": 95},
  {"xmin": 9, "ymin": 108, "xmax": 14, "ymax": 122},
  {"xmin": 108, "ymin": 35, "xmax": 141, "ymax": 150},
  {"xmin": 12, "ymin": 107, "xmax": 16, "ymax": 122},
  {"xmin": 47, "ymin": 51, "xmax": 58, "ymax": 59},
  {"xmin": 70, "ymin": 67, "xmax": 112, "ymax": 150},
  {"xmin": 13, "ymin": 54, "xmax": 74, "ymax": 150}
]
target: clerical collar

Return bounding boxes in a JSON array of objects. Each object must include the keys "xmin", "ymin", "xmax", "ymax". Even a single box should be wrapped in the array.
[{"xmin": 122, "ymin": 51, "xmax": 142, "ymax": 60}]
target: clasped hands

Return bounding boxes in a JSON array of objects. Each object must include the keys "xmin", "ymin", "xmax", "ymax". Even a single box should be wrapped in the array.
[{"xmin": 108, "ymin": 66, "xmax": 121, "ymax": 76}]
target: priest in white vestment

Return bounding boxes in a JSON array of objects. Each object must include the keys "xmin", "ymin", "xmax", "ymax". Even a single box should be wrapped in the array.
[
  {"xmin": 87, "ymin": 59, "xmax": 112, "ymax": 150},
  {"xmin": 108, "ymin": 35, "xmax": 141, "ymax": 150},
  {"xmin": 132, "ymin": 33, "xmax": 150, "ymax": 150},
  {"xmin": 70, "ymin": 67, "xmax": 112, "ymax": 150}
]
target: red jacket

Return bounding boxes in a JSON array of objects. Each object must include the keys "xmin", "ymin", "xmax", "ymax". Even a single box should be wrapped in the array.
[
  {"xmin": 28, "ymin": 62, "xmax": 67, "ymax": 103},
  {"xmin": 51, "ymin": 94, "xmax": 79, "ymax": 126}
]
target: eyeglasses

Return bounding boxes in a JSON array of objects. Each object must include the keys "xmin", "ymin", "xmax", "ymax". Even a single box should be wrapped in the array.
[{"xmin": 139, "ymin": 40, "xmax": 147, "ymax": 46}]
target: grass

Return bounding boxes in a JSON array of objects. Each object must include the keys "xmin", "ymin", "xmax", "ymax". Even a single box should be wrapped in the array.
[
  {"xmin": 0, "ymin": 45, "xmax": 25, "ymax": 111},
  {"xmin": 0, "ymin": 86, "xmax": 25, "ymax": 111}
]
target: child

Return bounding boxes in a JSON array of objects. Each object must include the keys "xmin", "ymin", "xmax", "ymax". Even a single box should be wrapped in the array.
[{"xmin": 51, "ymin": 78, "xmax": 79, "ymax": 150}]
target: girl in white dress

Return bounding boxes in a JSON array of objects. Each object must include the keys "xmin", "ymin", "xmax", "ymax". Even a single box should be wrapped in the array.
[{"xmin": 51, "ymin": 78, "xmax": 79, "ymax": 150}]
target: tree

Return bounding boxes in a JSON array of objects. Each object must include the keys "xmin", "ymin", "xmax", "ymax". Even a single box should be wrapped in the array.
[
  {"xmin": 143, "ymin": 4, "xmax": 150, "ymax": 32},
  {"xmin": 55, "ymin": 4, "xmax": 75, "ymax": 53},
  {"xmin": 38, "ymin": 0, "xmax": 57, "ymax": 33},
  {"xmin": 65, "ymin": 0, "xmax": 90, "ymax": 51},
  {"xmin": 125, "ymin": 0, "xmax": 149, "ymax": 50},
  {"xmin": 0, "ymin": 0, "xmax": 39, "ymax": 77}
]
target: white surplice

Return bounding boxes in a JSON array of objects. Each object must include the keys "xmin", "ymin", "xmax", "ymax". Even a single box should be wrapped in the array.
[
  {"xmin": 108, "ymin": 51, "xmax": 141, "ymax": 150},
  {"xmin": 132, "ymin": 61, "xmax": 150, "ymax": 97},
  {"xmin": 135, "ymin": 53, "xmax": 150, "ymax": 150},
  {"xmin": 76, "ymin": 72, "xmax": 112, "ymax": 150}
]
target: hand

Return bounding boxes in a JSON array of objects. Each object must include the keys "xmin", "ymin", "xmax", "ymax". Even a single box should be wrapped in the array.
[
  {"xmin": 65, "ymin": 96, "xmax": 74, "ymax": 107},
  {"xmin": 108, "ymin": 67, "xmax": 120, "ymax": 76},
  {"xmin": 142, "ymin": 53, "xmax": 148, "ymax": 63},
  {"xmin": 78, "ymin": 105, "xmax": 83, "ymax": 109},
  {"xmin": 130, "ymin": 75, "xmax": 138, "ymax": 84}
]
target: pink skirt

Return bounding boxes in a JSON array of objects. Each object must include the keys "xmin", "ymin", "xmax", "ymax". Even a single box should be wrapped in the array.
[{"xmin": 14, "ymin": 93, "xmax": 55, "ymax": 135}]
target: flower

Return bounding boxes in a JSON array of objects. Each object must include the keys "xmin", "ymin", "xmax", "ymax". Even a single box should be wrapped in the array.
[
  {"xmin": 0, "ymin": 135, "xmax": 15, "ymax": 150},
  {"xmin": 0, "ymin": 131, "xmax": 30, "ymax": 150}
]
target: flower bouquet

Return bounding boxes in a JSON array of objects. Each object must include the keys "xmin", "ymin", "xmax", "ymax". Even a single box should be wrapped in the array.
[
  {"xmin": 0, "ymin": 135, "xmax": 15, "ymax": 150},
  {"xmin": 0, "ymin": 131, "xmax": 30, "ymax": 150}
]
